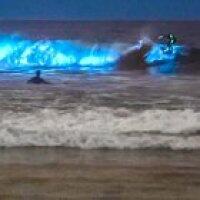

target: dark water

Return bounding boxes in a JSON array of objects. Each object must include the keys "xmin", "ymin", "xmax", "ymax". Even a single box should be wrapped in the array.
[
  {"xmin": 0, "ymin": 21, "xmax": 199, "ymax": 149},
  {"xmin": 0, "ymin": 21, "xmax": 199, "ymax": 47}
]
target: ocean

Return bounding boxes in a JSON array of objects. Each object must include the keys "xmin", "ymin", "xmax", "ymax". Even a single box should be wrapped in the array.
[
  {"xmin": 0, "ymin": 21, "xmax": 199, "ymax": 149},
  {"xmin": 0, "ymin": 20, "xmax": 200, "ymax": 199}
]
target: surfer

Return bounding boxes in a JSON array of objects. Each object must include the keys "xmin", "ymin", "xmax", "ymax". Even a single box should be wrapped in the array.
[
  {"xmin": 27, "ymin": 70, "xmax": 50, "ymax": 84},
  {"xmin": 158, "ymin": 33, "xmax": 177, "ymax": 53}
]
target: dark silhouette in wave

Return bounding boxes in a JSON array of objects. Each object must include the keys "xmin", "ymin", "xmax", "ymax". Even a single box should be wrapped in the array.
[
  {"xmin": 118, "ymin": 45, "xmax": 200, "ymax": 73},
  {"xmin": 118, "ymin": 44, "xmax": 151, "ymax": 70},
  {"xmin": 27, "ymin": 70, "xmax": 50, "ymax": 84}
]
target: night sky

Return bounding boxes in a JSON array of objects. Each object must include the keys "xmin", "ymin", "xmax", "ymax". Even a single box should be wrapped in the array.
[{"xmin": 0, "ymin": 0, "xmax": 199, "ymax": 20}]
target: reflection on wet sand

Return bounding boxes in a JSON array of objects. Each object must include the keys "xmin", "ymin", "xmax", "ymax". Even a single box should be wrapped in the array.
[{"xmin": 0, "ymin": 148, "xmax": 199, "ymax": 199}]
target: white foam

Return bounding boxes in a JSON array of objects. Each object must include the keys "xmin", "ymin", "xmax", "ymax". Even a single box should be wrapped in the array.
[{"xmin": 0, "ymin": 107, "xmax": 200, "ymax": 150}]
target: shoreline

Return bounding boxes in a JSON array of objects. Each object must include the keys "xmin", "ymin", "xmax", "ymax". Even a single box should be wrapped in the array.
[{"xmin": 0, "ymin": 148, "xmax": 200, "ymax": 199}]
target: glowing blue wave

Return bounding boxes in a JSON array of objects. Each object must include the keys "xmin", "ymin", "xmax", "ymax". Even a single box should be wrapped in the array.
[
  {"xmin": 145, "ymin": 43, "xmax": 186, "ymax": 74},
  {"xmin": 145, "ymin": 43, "xmax": 185, "ymax": 64},
  {"xmin": 0, "ymin": 35, "xmax": 120, "ymax": 73},
  {"xmin": 0, "ymin": 34, "xmax": 187, "ymax": 74}
]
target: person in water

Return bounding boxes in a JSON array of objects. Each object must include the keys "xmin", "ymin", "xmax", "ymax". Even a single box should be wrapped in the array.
[
  {"xmin": 27, "ymin": 70, "xmax": 50, "ymax": 84},
  {"xmin": 158, "ymin": 33, "xmax": 177, "ymax": 53}
]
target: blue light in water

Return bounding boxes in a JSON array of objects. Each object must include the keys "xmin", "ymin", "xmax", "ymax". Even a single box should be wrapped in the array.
[
  {"xmin": 148, "ymin": 62, "xmax": 177, "ymax": 75},
  {"xmin": 145, "ymin": 43, "xmax": 185, "ymax": 64},
  {"xmin": 0, "ymin": 35, "xmax": 120, "ymax": 73},
  {"xmin": 145, "ymin": 43, "xmax": 186, "ymax": 74},
  {"xmin": 0, "ymin": 35, "xmax": 188, "ymax": 75}
]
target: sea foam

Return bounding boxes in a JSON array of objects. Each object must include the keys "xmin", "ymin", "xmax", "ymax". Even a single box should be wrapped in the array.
[{"xmin": 0, "ymin": 107, "xmax": 200, "ymax": 150}]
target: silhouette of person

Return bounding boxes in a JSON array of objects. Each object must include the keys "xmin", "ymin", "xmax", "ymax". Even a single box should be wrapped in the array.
[
  {"xmin": 159, "ymin": 33, "xmax": 177, "ymax": 53},
  {"xmin": 27, "ymin": 70, "xmax": 50, "ymax": 84}
]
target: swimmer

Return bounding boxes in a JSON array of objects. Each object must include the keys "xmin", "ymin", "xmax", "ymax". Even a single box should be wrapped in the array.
[
  {"xmin": 27, "ymin": 70, "xmax": 50, "ymax": 84},
  {"xmin": 158, "ymin": 33, "xmax": 177, "ymax": 53}
]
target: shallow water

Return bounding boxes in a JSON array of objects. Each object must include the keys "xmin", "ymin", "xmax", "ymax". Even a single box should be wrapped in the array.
[
  {"xmin": 0, "ymin": 72, "xmax": 200, "ymax": 149},
  {"xmin": 0, "ymin": 148, "xmax": 200, "ymax": 199},
  {"xmin": 0, "ymin": 20, "xmax": 200, "ymax": 200},
  {"xmin": 0, "ymin": 21, "xmax": 199, "ymax": 149}
]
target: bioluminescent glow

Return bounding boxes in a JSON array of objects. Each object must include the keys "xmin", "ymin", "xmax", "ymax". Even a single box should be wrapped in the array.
[
  {"xmin": 0, "ymin": 35, "xmax": 120, "ymax": 73},
  {"xmin": 0, "ymin": 34, "xmax": 188, "ymax": 74},
  {"xmin": 145, "ymin": 43, "xmax": 186, "ymax": 74},
  {"xmin": 145, "ymin": 43, "xmax": 186, "ymax": 64}
]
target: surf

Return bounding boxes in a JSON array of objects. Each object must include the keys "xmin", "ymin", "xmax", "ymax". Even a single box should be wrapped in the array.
[
  {"xmin": 0, "ymin": 34, "xmax": 199, "ymax": 74},
  {"xmin": 1, "ymin": 107, "xmax": 200, "ymax": 150},
  {"xmin": 0, "ymin": 34, "xmax": 121, "ymax": 73}
]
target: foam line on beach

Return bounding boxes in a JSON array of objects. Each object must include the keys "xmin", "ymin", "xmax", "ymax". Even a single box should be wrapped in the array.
[{"xmin": 0, "ymin": 107, "xmax": 200, "ymax": 150}]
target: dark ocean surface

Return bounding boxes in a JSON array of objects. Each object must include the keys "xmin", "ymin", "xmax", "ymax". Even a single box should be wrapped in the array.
[{"xmin": 0, "ymin": 21, "xmax": 199, "ymax": 149}]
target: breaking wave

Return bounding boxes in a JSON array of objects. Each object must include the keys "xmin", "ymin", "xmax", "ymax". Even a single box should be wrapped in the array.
[
  {"xmin": 0, "ymin": 34, "xmax": 189, "ymax": 74},
  {"xmin": 0, "ymin": 34, "xmax": 122, "ymax": 73},
  {"xmin": 1, "ymin": 107, "xmax": 200, "ymax": 150}
]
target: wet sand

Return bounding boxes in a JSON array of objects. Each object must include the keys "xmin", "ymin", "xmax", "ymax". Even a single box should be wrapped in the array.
[{"xmin": 0, "ymin": 148, "xmax": 199, "ymax": 199}]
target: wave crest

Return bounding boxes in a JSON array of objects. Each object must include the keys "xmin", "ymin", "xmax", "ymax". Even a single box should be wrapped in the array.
[
  {"xmin": 0, "ymin": 34, "xmax": 121, "ymax": 73},
  {"xmin": 0, "ymin": 108, "xmax": 200, "ymax": 150}
]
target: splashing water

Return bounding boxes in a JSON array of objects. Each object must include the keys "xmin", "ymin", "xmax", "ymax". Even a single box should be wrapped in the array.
[
  {"xmin": 145, "ymin": 43, "xmax": 184, "ymax": 64},
  {"xmin": 145, "ymin": 43, "xmax": 187, "ymax": 74},
  {"xmin": 0, "ymin": 34, "xmax": 187, "ymax": 74},
  {"xmin": 0, "ymin": 35, "xmax": 121, "ymax": 73}
]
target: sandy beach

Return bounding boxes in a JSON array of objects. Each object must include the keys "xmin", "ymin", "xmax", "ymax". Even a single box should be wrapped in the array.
[{"xmin": 0, "ymin": 148, "xmax": 199, "ymax": 199}]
